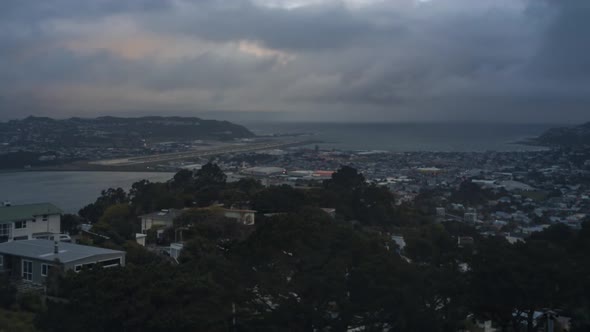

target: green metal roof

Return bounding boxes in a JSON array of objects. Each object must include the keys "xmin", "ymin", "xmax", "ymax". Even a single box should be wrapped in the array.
[{"xmin": 0, "ymin": 203, "xmax": 63, "ymax": 223}]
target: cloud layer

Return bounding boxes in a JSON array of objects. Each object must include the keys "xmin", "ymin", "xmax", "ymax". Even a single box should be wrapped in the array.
[{"xmin": 0, "ymin": 0, "xmax": 588, "ymax": 122}]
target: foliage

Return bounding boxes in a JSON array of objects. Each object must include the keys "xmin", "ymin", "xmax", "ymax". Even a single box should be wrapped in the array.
[
  {"xmin": 33, "ymin": 165, "xmax": 590, "ymax": 331},
  {"xmin": 60, "ymin": 214, "xmax": 83, "ymax": 235},
  {"xmin": 79, "ymin": 188, "xmax": 128, "ymax": 222},
  {"xmin": 0, "ymin": 274, "xmax": 16, "ymax": 309},
  {"xmin": 0, "ymin": 309, "xmax": 37, "ymax": 332},
  {"xmin": 93, "ymin": 204, "xmax": 136, "ymax": 241}
]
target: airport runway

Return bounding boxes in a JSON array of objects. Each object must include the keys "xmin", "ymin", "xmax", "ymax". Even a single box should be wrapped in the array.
[{"xmin": 90, "ymin": 140, "xmax": 315, "ymax": 166}]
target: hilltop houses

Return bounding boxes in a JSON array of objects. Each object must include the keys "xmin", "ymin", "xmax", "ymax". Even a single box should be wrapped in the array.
[
  {"xmin": 0, "ymin": 239, "xmax": 125, "ymax": 284},
  {"xmin": 0, "ymin": 202, "xmax": 62, "ymax": 243},
  {"xmin": 140, "ymin": 207, "xmax": 256, "ymax": 234}
]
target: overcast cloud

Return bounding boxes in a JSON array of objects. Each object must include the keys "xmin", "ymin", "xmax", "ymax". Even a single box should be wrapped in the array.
[{"xmin": 0, "ymin": 0, "xmax": 588, "ymax": 122}]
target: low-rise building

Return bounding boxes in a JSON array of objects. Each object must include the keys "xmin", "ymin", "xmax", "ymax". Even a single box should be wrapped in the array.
[
  {"xmin": 139, "ymin": 209, "xmax": 184, "ymax": 233},
  {"xmin": 170, "ymin": 242, "xmax": 184, "ymax": 261},
  {"xmin": 0, "ymin": 239, "xmax": 125, "ymax": 284},
  {"xmin": 0, "ymin": 203, "xmax": 62, "ymax": 243},
  {"xmin": 223, "ymin": 208, "xmax": 256, "ymax": 225},
  {"xmin": 241, "ymin": 166, "xmax": 286, "ymax": 177}
]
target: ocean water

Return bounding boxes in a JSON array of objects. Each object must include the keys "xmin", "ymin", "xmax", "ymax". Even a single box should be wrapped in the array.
[
  {"xmin": 245, "ymin": 122, "xmax": 555, "ymax": 152},
  {"xmin": 0, "ymin": 171, "xmax": 173, "ymax": 213}
]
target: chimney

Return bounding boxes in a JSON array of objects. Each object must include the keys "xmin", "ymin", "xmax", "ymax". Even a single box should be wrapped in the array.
[{"xmin": 54, "ymin": 240, "xmax": 59, "ymax": 254}]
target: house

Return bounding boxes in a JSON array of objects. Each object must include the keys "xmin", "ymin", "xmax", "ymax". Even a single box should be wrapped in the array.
[
  {"xmin": 458, "ymin": 236, "xmax": 475, "ymax": 247},
  {"xmin": 321, "ymin": 208, "xmax": 336, "ymax": 219},
  {"xmin": 0, "ymin": 203, "xmax": 62, "ymax": 243},
  {"xmin": 139, "ymin": 209, "xmax": 184, "ymax": 233},
  {"xmin": 0, "ymin": 239, "xmax": 125, "ymax": 284},
  {"xmin": 135, "ymin": 233, "xmax": 147, "ymax": 246},
  {"xmin": 169, "ymin": 242, "xmax": 184, "ymax": 261},
  {"xmin": 223, "ymin": 208, "xmax": 256, "ymax": 225}
]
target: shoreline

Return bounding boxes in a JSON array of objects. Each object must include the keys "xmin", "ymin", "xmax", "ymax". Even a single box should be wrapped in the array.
[{"xmin": 0, "ymin": 145, "xmax": 556, "ymax": 175}]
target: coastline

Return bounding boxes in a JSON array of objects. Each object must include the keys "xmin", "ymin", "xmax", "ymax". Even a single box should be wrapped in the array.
[
  {"xmin": 508, "ymin": 138, "xmax": 551, "ymax": 150},
  {"xmin": 0, "ymin": 139, "xmax": 321, "ymax": 174}
]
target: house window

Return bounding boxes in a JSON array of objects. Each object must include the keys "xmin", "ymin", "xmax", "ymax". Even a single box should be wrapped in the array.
[
  {"xmin": 22, "ymin": 260, "xmax": 33, "ymax": 281},
  {"xmin": 0, "ymin": 255, "xmax": 3, "ymax": 267},
  {"xmin": 74, "ymin": 265, "xmax": 82, "ymax": 272},
  {"xmin": 42, "ymin": 215, "xmax": 48, "ymax": 222},
  {"xmin": 14, "ymin": 221, "xmax": 26, "ymax": 229},
  {"xmin": 99, "ymin": 258, "xmax": 121, "ymax": 268},
  {"xmin": 0, "ymin": 224, "xmax": 11, "ymax": 240},
  {"xmin": 41, "ymin": 264, "xmax": 53, "ymax": 277}
]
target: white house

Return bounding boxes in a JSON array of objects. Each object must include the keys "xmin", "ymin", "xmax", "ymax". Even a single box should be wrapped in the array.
[
  {"xmin": 170, "ymin": 242, "xmax": 184, "ymax": 262},
  {"xmin": 0, "ymin": 203, "xmax": 62, "ymax": 243},
  {"xmin": 139, "ymin": 209, "xmax": 184, "ymax": 233},
  {"xmin": 223, "ymin": 208, "xmax": 256, "ymax": 226}
]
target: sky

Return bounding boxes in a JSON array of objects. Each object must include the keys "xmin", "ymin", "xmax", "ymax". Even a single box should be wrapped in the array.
[{"xmin": 0, "ymin": 0, "xmax": 589, "ymax": 123}]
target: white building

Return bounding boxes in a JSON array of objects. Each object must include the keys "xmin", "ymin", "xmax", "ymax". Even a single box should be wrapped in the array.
[
  {"xmin": 223, "ymin": 208, "xmax": 256, "ymax": 225},
  {"xmin": 170, "ymin": 242, "xmax": 184, "ymax": 261},
  {"xmin": 241, "ymin": 166, "xmax": 286, "ymax": 177},
  {"xmin": 139, "ymin": 209, "xmax": 185, "ymax": 233},
  {"xmin": 0, "ymin": 203, "xmax": 62, "ymax": 243}
]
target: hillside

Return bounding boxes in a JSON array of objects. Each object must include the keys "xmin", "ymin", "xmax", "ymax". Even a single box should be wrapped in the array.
[
  {"xmin": 0, "ymin": 116, "xmax": 254, "ymax": 147},
  {"xmin": 534, "ymin": 122, "xmax": 590, "ymax": 147},
  {"xmin": 0, "ymin": 116, "xmax": 255, "ymax": 169}
]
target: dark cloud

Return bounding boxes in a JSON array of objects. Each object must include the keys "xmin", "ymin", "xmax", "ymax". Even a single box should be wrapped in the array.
[
  {"xmin": 150, "ymin": 0, "xmax": 404, "ymax": 51},
  {"xmin": 0, "ymin": 0, "xmax": 170, "ymax": 20},
  {"xmin": 0, "ymin": 0, "xmax": 588, "ymax": 122},
  {"xmin": 527, "ymin": 0, "xmax": 590, "ymax": 80}
]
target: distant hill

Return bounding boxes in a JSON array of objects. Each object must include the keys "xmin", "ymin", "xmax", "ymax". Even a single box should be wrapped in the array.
[
  {"xmin": 534, "ymin": 122, "xmax": 590, "ymax": 147},
  {"xmin": 1, "ymin": 116, "xmax": 254, "ymax": 146}
]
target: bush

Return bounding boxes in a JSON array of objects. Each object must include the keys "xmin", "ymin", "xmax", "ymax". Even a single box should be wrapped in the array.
[{"xmin": 0, "ymin": 274, "xmax": 16, "ymax": 309}]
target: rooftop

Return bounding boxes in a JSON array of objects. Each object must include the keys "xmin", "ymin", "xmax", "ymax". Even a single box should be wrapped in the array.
[
  {"xmin": 139, "ymin": 209, "xmax": 185, "ymax": 221},
  {"xmin": 0, "ymin": 240, "xmax": 124, "ymax": 264},
  {"xmin": 0, "ymin": 203, "xmax": 63, "ymax": 224}
]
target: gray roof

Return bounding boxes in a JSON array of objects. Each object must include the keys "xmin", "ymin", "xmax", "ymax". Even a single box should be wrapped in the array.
[
  {"xmin": 0, "ymin": 240, "xmax": 124, "ymax": 264},
  {"xmin": 139, "ymin": 209, "xmax": 184, "ymax": 222},
  {"xmin": 0, "ymin": 203, "xmax": 63, "ymax": 224}
]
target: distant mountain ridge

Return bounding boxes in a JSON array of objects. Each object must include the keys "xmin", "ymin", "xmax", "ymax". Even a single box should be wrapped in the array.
[
  {"xmin": 535, "ymin": 122, "xmax": 590, "ymax": 147},
  {"xmin": 4, "ymin": 116, "xmax": 255, "ymax": 142}
]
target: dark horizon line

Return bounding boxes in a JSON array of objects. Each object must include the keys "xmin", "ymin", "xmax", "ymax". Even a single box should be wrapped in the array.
[{"xmin": 0, "ymin": 114, "xmax": 578, "ymax": 127}]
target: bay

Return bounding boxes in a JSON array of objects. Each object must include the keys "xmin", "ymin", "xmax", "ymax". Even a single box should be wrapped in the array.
[
  {"xmin": 0, "ymin": 171, "xmax": 173, "ymax": 213},
  {"xmin": 244, "ymin": 122, "xmax": 555, "ymax": 152}
]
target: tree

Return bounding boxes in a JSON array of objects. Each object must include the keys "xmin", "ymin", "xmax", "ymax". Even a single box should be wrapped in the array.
[
  {"xmin": 94, "ymin": 204, "xmax": 135, "ymax": 240},
  {"xmin": 171, "ymin": 169, "xmax": 194, "ymax": 190},
  {"xmin": 0, "ymin": 274, "xmax": 16, "ymax": 309},
  {"xmin": 357, "ymin": 184, "xmax": 396, "ymax": 226},
  {"xmin": 324, "ymin": 166, "xmax": 366, "ymax": 192},
  {"xmin": 129, "ymin": 180, "xmax": 184, "ymax": 214},
  {"xmin": 79, "ymin": 187, "xmax": 128, "ymax": 222},
  {"xmin": 468, "ymin": 237, "xmax": 570, "ymax": 332},
  {"xmin": 194, "ymin": 163, "xmax": 227, "ymax": 206},
  {"xmin": 61, "ymin": 214, "xmax": 82, "ymax": 235},
  {"xmin": 195, "ymin": 163, "xmax": 226, "ymax": 188},
  {"xmin": 252, "ymin": 185, "xmax": 306, "ymax": 213},
  {"xmin": 451, "ymin": 180, "xmax": 492, "ymax": 206}
]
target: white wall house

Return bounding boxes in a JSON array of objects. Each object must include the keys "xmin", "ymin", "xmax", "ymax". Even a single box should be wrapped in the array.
[
  {"xmin": 223, "ymin": 209, "xmax": 256, "ymax": 226},
  {"xmin": 0, "ymin": 203, "xmax": 62, "ymax": 242},
  {"xmin": 139, "ymin": 209, "xmax": 184, "ymax": 233}
]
